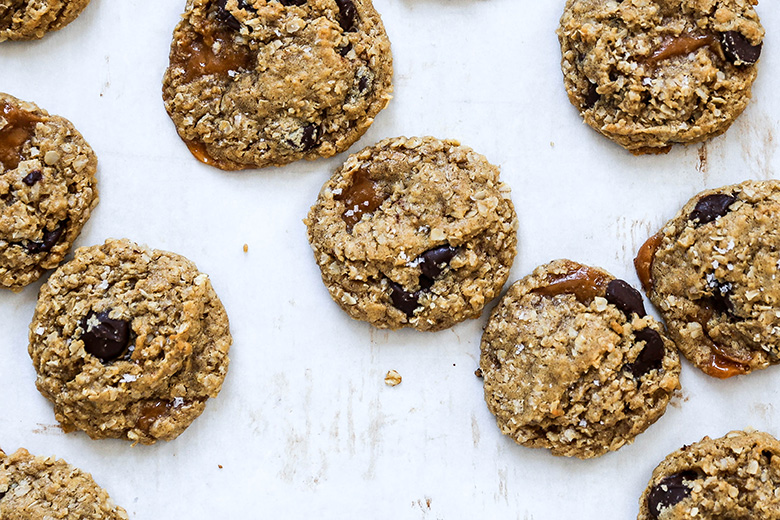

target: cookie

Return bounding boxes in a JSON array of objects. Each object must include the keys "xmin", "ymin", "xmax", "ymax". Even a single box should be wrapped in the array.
[
  {"xmin": 558, "ymin": 0, "xmax": 763, "ymax": 154},
  {"xmin": 28, "ymin": 238, "xmax": 232, "ymax": 445},
  {"xmin": 162, "ymin": 0, "xmax": 393, "ymax": 170},
  {"xmin": 0, "ymin": 93, "xmax": 98, "ymax": 291},
  {"xmin": 0, "ymin": 447, "xmax": 128, "ymax": 519},
  {"xmin": 637, "ymin": 180, "xmax": 780, "ymax": 378},
  {"xmin": 480, "ymin": 259, "xmax": 680, "ymax": 459},
  {"xmin": 305, "ymin": 136, "xmax": 517, "ymax": 332},
  {"xmin": 638, "ymin": 430, "xmax": 780, "ymax": 519},
  {"xmin": 0, "ymin": 0, "xmax": 91, "ymax": 41}
]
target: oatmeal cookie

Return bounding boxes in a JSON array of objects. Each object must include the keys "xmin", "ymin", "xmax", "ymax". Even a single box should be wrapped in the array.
[
  {"xmin": 0, "ymin": 447, "xmax": 128, "ymax": 519},
  {"xmin": 0, "ymin": 0, "xmax": 91, "ymax": 41},
  {"xmin": 0, "ymin": 92, "xmax": 98, "ymax": 291},
  {"xmin": 480, "ymin": 260, "xmax": 680, "ymax": 459},
  {"xmin": 28, "ymin": 238, "xmax": 232, "ymax": 445},
  {"xmin": 637, "ymin": 180, "xmax": 780, "ymax": 378},
  {"xmin": 162, "ymin": 0, "xmax": 393, "ymax": 170},
  {"xmin": 558, "ymin": 0, "xmax": 763, "ymax": 154},
  {"xmin": 305, "ymin": 136, "xmax": 517, "ymax": 331},
  {"xmin": 638, "ymin": 430, "xmax": 780, "ymax": 519}
]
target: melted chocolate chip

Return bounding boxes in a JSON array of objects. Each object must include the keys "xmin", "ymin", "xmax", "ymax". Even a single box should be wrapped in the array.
[
  {"xmin": 583, "ymin": 81, "xmax": 600, "ymax": 109},
  {"xmin": 81, "ymin": 310, "xmax": 131, "ymax": 364},
  {"xmin": 706, "ymin": 280, "xmax": 736, "ymax": 317},
  {"xmin": 419, "ymin": 245, "xmax": 458, "ymax": 279},
  {"xmin": 627, "ymin": 328, "xmax": 665, "ymax": 377},
  {"xmin": 216, "ymin": 0, "xmax": 255, "ymax": 30},
  {"xmin": 689, "ymin": 193, "xmax": 736, "ymax": 226},
  {"xmin": 647, "ymin": 471, "xmax": 699, "ymax": 518},
  {"xmin": 721, "ymin": 31, "xmax": 762, "ymax": 66},
  {"xmin": 357, "ymin": 74, "xmax": 370, "ymax": 93},
  {"xmin": 605, "ymin": 279, "xmax": 646, "ymax": 318},
  {"xmin": 22, "ymin": 169, "xmax": 42, "ymax": 186},
  {"xmin": 25, "ymin": 222, "xmax": 66, "ymax": 254},
  {"xmin": 280, "ymin": 0, "xmax": 306, "ymax": 5},
  {"xmin": 335, "ymin": 0, "xmax": 357, "ymax": 32},
  {"xmin": 300, "ymin": 123, "xmax": 320, "ymax": 151},
  {"xmin": 388, "ymin": 280, "xmax": 420, "ymax": 317}
]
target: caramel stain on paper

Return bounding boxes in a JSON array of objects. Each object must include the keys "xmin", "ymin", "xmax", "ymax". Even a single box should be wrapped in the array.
[
  {"xmin": 696, "ymin": 142, "xmax": 708, "ymax": 175},
  {"xmin": 32, "ymin": 423, "xmax": 63, "ymax": 435}
]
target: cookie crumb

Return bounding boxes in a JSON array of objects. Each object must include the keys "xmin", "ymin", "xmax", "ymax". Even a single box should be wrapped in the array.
[
  {"xmin": 218, "ymin": 464, "xmax": 223, "ymax": 469},
  {"xmin": 384, "ymin": 370, "xmax": 402, "ymax": 386},
  {"xmin": 243, "ymin": 244, "xmax": 248, "ymax": 253},
  {"xmin": 475, "ymin": 368, "xmax": 483, "ymax": 378}
]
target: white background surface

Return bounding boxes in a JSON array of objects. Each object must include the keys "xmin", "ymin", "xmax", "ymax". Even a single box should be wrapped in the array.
[{"xmin": 1, "ymin": 1, "xmax": 779, "ymax": 518}]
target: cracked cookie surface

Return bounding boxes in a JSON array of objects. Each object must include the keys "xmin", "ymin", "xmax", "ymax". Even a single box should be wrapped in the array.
[
  {"xmin": 638, "ymin": 430, "xmax": 780, "ymax": 519},
  {"xmin": 305, "ymin": 136, "xmax": 517, "ymax": 331},
  {"xmin": 28, "ymin": 238, "xmax": 232, "ymax": 445},
  {"xmin": 558, "ymin": 0, "xmax": 763, "ymax": 154},
  {"xmin": 639, "ymin": 180, "xmax": 780, "ymax": 378},
  {"xmin": 480, "ymin": 260, "xmax": 680, "ymax": 459},
  {"xmin": 162, "ymin": 0, "xmax": 393, "ymax": 170},
  {"xmin": 0, "ymin": 92, "xmax": 98, "ymax": 291},
  {"xmin": 0, "ymin": 0, "xmax": 91, "ymax": 41},
  {"xmin": 0, "ymin": 447, "xmax": 128, "ymax": 519}
]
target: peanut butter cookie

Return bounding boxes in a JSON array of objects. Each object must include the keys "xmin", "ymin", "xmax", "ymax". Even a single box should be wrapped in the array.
[
  {"xmin": 28, "ymin": 238, "xmax": 232, "ymax": 445},
  {"xmin": 558, "ymin": 0, "xmax": 763, "ymax": 154},
  {"xmin": 162, "ymin": 0, "xmax": 393, "ymax": 170},
  {"xmin": 637, "ymin": 180, "xmax": 780, "ymax": 378},
  {"xmin": 305, "ymin": 136, "xmax": 518, "ymax": 331},
  {"xmin": 0, "ymin": 0, "xmax": 91, "ymax": 41},
  {"xmin": 638, "ymin": 430, "xmax": 780, "ymax": 519},
  {"xmin": 0, "ymin": 92, "xmax": 98, "ymax": 291},
  {"xmin": 480, "ymin": 260, "xmax": 680, "ymax": 459}
]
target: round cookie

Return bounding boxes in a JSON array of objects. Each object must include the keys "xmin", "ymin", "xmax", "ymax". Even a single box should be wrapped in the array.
[
  {"xmin": 0, "ymin": 447, "xmax": 128, "ymax": 519},
  {"xmin": 480, "ymin": 259, "xmax": 680, "ymax": 459},
  {"xmin": 558, "ymin": 0, "xmax": 763, "ymax": 154},
  {"xmin": 0, "ymin": 93, "xmax": 98, "ymax": 291},
  {"xmin": 637, "ymin": 180, "xmax": 780, "ymax": 378},
  {"xmin": 305, "ymin": 136, "xmax": 517, "ymax": 332},
  {"xmin": 162, "ymin": 0, "xmax": 393, "ymax": 170},
  {"xmin": 28, "ymin": 238, "xmax": 231, "ymax": 445},
  {"xmin": 638, "ymin": 430, "xmax": 780, "ymax": 519},
  {"xmin": 0, "ymin": 0, "xmax": 91, "ymax": 41}
]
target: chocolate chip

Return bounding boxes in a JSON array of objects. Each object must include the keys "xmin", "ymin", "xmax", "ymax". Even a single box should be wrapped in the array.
[
  {"xmin": 300, "ymin": 123, "xmax": 320, "ymax": 151},
  {"xmin": 357, "ymin": 74, "xmax": 370, "ymax": 93},
  {"xmin": 627, "ymin": 328, "xmax": 665, "ymax": 377},
  {"xmin": 25, "ymin": 222, "xmax": 65, "ymax": 254},
  {"xmin": 762, "ymin": 450, "xmax": 774, "ymax": 461},
  {"xmin": 605, "ymin": 279, "xmax": 646, "ymax": 318},
  {"xmin": 583, "ymin": 81, "xmax": 600, "ymax": 109},
  {"xmin": 216, "ymin": 0, "xmax": 255, "ymax": 30},
  {"xmin": 689, "ymin": 193, "xmax": 736, "ymax": 226},
  {"xmin": 335, "ymin": 0, "xmax": 357, "ymax": 32},
  {"xmin": 647, "ymin": 471, "xmax": 699, "ymax": 518},
  {"xmin": 280, "ymin": 0, "xmax": 306, "ymax": 5},
  {"xmin": 419, "ymin": 275, "xmax": 434, "ymax": 291},
  {"xmin": 388, "ymin": 280, "xmax": 420, "ymax": 318},
  {"xmin": 338, "ymin": 43, "xmax": 353, "ymax": 56},
  {"xmin": 22, "ymin": 169, "xmax": 42, "ymax": 186},
  {"xmin": 707, "ymin": 279, "xmax": 736, "ymax": 317},
  {"xmin": 419, "ymin": 245, "xmax": 459, "ymax": 279},
  {"xmin": 721, "ymin": 31, "xmax": 762, "ymax": 66},
  {"xmin": 81, "ymin": 310, "xmax": 131, "ymax": 364}
]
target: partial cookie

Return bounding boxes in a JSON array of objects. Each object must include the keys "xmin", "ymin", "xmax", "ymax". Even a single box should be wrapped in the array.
[
  {"xmin": 638, "ymin": 180, "xmax": 780, "ymax": 378},
  {"xmin": 480, "ymin": 260, "xmax": 680, "ymax": 459},
  {"xmin": 0, "ymin": 447, "xmax": 128, "ymax": 519},
  {"xmin": 0, "ymin": 0, "xmax": 91, "ymax": 41},
  {"xmin": 558, "ymin": 0, "xmax": 763, "ymax": 154},
  {"xmin": 0, "ymin": 93, "xmax": 98, "ymax": 290},
  {"xmin": 305, "ymin": 136, "xmax": 517, "ymax": 331},
  {"xmin": 638, "ymin": 430, "xmax": 780, "ymax": 519},
  {"xmin": 162, "ymin": 0, "xmax": 393, "ymax": 170},
  {"xmin": 28, "ymin": 238, "xmax": 231, "ymax": 445}
]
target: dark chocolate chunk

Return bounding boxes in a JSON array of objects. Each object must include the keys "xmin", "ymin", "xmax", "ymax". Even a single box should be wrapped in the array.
[
  {"xmin": 721, "ymin": 31, "xmax": 762, "ymax": 66},
  {"xmin": 419, "ymin": 245, "xmax": 458, "ymax": 279},
  {"xmin": 81, "ymin": 310, "xmax": 131, "ymax": 364},
  {"xmin": 583, "ymin": 81, "xmax": 600, "ymax": 109},
  {"xmin": 335, "ymin": 0, "xmax": 357, "ymax": 32},
  {"xmin": 388, "ymin": 280, "xmax": 420, "ymax": 318},
  {"xmin": 647, "ymin": 471, "xmax": 699, "ymax": 518},
  {"xmin": 216, "ymin": 0, "xmax": 255, "ymax": 30},
  {"xmin": 357, "ymin": 74, "xmax": 370, "ymax": 93},
  {"xmin": 419, "ymin": 275, "xmax": 434, "ymax": 291},
  {"xmin": 300, "ymin": 123, "xmax": 320, "ymax": 151},
  {"xmin": 605, "ymin": 279, "xmax": 646, "ymax": 318},
  {"xmin": 627, "ymin": 328, "xmax": 665, "ymax": 377},
  {"xmin": 338, "ymin": 43, "xmax": 353, "ymax": 56},
  {"xmin": 25, "ymin": 222, "xmax": 65, "ymax": 254},
  {"xmin": 22, "ymin": 169, "xmax": 42, "ymax": 186},
  {"xmin": 280, "ymin": 0, "xmax": 306, "ymax": 5},
  {"xmin": 707, "ymin": 279, "xmax": 736, "ymax": 317},
  {"xmin": 689, "ymin": 193, "xmax": 737, "ymax": 226}
]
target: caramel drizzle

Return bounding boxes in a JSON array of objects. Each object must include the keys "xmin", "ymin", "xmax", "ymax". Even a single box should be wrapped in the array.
[
  {"xmin": 0, "ymin": 102, "xmax": 43, "ymax": 170},
  {"xmin": 184, "ymin": 139, "xmax": 247, "ymax": 170},
  {"xmin": 645, "ymin": 34, "xmax": 719, "ymax": 67},
  {"xmin": 694, "ymin": 301, "xmax": 751, "ymax": 379},
  {"xmin": 635, "ymin": 232, "xmax": 663, "ymax": 292},
  {"xmin": 336, "ymin": 169, "xmax": 387, "ymax": 231},
  {"xmin": 172, "ymin": 26, "xmax": 252, "ymax": 83},
  {"xmin": 136, "ymin": 400, "xmax": 172, "ymax": 433},
  {"xmin": 534, "ymin": 263, "xmax": 608, "ymax": 304}
]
